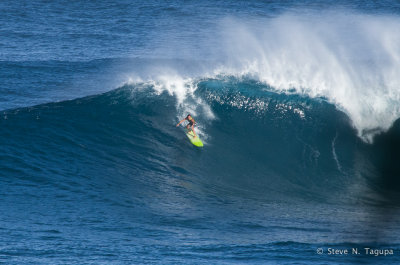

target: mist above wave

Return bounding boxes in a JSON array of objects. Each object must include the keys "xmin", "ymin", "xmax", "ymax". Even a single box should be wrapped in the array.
[{"xmin": 215, "ymin": 12, "xmax": 400, "ymax": 141}]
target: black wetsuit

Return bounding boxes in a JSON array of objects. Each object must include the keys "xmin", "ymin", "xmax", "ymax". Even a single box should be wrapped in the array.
[{"xmin": 186, "ymin": 117, "xmax": 195, "ymax": 126}]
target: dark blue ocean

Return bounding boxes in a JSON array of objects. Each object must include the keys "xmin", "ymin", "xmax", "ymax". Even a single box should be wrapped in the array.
[{"xmin": 2, "ymin": 0, "xmax": 400, "ymax": 264}]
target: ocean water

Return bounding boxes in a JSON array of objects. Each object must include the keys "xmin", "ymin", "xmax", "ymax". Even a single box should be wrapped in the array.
[{"xmin": 1, "ymin": 0, "xmax": 400, "ymax": 264}]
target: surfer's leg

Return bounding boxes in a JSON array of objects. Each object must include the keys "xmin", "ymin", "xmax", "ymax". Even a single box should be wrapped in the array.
[{"xmin": 191, "ymin": 125, "xmax": 197, "ymax": 137}]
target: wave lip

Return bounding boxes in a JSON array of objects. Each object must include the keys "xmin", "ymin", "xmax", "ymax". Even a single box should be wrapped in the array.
[{"xmin": 210, "ymin": 12, "xmax": 400, "ymax": 141}]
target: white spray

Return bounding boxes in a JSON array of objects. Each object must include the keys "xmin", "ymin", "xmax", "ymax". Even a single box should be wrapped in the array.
[{"xmin": 216, "ymin": 11, "xmax": 400, "ymax": 141}]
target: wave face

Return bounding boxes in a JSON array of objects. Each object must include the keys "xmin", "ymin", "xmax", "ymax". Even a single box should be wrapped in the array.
[
  {"xmin": 3, "ymin": 77, "xmax": 399, "ymax": 202},
  {"xmin": 2, "ymin": 78, "xmax": 400, "ymax": 264}
]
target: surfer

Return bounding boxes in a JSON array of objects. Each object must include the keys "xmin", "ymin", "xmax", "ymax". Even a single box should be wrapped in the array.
[{"xmin": 176, "ymin": 114, "xmax": 197, "ymax": 137}]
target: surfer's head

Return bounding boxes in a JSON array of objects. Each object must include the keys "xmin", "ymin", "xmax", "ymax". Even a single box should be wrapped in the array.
[{"xmin": 186, "ymin": 114, "xmax": 191, "ymax": 118}]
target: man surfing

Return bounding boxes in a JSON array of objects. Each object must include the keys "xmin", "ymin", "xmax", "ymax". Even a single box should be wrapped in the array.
[{"xmin": 176, "ymin": 114, "xmax": 197, "ymax": 137}]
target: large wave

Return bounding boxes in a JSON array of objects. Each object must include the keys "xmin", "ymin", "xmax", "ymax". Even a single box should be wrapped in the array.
[{"xmin": 2, "ymin": 78, "xmax": 399, "ymax": 206}]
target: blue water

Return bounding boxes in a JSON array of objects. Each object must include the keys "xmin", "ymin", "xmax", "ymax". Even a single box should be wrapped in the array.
[{"xmin": 2, "ymin": 1, "xmax": 400, "ymax": 264}]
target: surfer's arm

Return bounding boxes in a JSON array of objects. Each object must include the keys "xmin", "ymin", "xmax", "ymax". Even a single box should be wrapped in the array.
[{"xmin": 176, "ymin": 118, "xmax": 186, "ymax": 127}]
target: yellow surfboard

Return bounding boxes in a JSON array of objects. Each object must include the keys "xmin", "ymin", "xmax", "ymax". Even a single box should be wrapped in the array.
[{"xmin": 185, "ymin": 128, "xmax": 203, "ymax": 147}]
